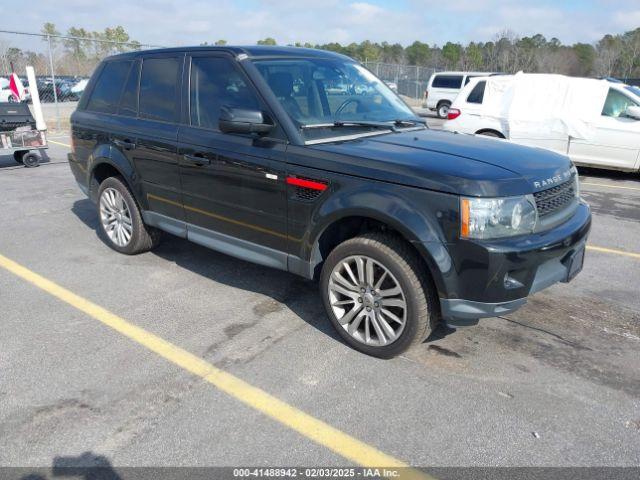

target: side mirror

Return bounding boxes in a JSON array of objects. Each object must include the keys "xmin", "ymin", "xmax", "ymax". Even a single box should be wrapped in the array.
[
  {"xmin": 624, "ymin": 105, "xmax": 640, "ymax": 120},
  {"xmin": 219, "ymin": 106, "xmax": 274, "ymax": 134}
]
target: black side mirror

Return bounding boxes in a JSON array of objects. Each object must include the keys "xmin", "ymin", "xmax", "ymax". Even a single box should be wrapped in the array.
[{"xmin": 219, "ymin": 106, "xmax": 274, "ymax": 135}]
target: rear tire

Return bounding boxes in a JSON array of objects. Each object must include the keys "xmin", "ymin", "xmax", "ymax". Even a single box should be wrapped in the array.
[
  {"xmin": 437, "ymin": 102, "xmax": 451, "ymax": 119},
  {"xmin": 477, "ymin": 130, "xmax": 503, "ymax": 138},
  {"xmin": 97, "ymin": 176, "xmax": 161, "ymax": 255},
  {"xmin": 320, "ymin": 232, "xmax": 438, "ymax": 358}
]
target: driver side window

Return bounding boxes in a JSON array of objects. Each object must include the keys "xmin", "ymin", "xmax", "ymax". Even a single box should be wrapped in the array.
[
  {"xmin": 601, "ymin": 88, "xmax": 637, "ymax": 118},
  {"xmin": 190, "ymin": 56, "xmax": 261, "ymax": 130}
]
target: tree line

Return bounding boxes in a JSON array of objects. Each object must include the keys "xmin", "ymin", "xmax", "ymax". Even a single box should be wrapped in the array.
[
  {"xmin": 248, "ymin": 30, "xmax": 640, "ymax": 79},
  {"xmin": 1, "ymin": 23, "xmax": 639, "ymax": 79}
]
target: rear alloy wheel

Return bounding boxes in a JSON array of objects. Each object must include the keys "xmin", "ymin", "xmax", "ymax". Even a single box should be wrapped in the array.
[
  {"xmin": 321, "ymin": 232, "xmax": 437, "ymax": 358},
  {"xmin": 437, "ymin": 102, "xmax": 450, "ymax": 119},
  {"xmin": 100, "ymin": 187, "xmax": 134, "ymax": 248},
  {"xmin": 97, "ymin": 176, "xmax": 161, "ymax": 254}
]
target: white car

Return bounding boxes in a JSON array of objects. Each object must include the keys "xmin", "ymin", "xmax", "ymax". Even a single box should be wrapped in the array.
[
  {"xmin": 444, "ymin": 75, "xmax": 640, "ymax": 172},
  {"xmin": 424, "ymin": 71, "xmax": 493, "ymax": 118}
]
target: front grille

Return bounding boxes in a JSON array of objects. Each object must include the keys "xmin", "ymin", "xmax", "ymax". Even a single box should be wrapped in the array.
[{"xmin": 533, "ymin": 179, "xmax": 575, "ymax": 217}]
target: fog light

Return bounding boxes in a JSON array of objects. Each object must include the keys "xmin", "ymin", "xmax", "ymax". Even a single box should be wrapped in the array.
[{"xmin": 504, "ymin": 272, "xmax": 524, "ymax": 289}]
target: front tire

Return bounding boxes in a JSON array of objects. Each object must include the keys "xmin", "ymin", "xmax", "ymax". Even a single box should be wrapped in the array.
[
  {"xmin": 97, "ymin": 176, "xmax": 161, "ymax": 255},
  {"xmin": 320, "ymin": 232, "xmax": 438, "ymax": 358}
]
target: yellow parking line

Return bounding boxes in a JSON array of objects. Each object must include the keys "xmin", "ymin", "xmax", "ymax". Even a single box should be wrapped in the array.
[
  {"xmin": 581, "ymin": 181, "xmax": 640, "ymax": 192},
  {"xmin": 0, "ymin": 253, "xmax": 432, "ymax": 479},
  {"xmin": 587, "ymin": 245, "xmax": 640, "ymax": 260},
  {"xmin": 48, "ymin": 139, "xmax": 71, "ymax": 148}
]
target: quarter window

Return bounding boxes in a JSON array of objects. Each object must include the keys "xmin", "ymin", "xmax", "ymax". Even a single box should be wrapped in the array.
[
  {"xmin": 86, "ymin": 60, "xmax": 131, "ymax": 114},
  {"xmin": 467, "ymin": 81, "xmax": 486, "ymax": 104},
  {"xmin": 139, "ymin": 57, "xmax": 180, "ymax": 122},
  {"xmin": 190, "ymin": 56, "xmax": 261, "ymax": 130},
  {"xmin": 432, "ymin": 75, "xmax": 463, "ymax": 89}
]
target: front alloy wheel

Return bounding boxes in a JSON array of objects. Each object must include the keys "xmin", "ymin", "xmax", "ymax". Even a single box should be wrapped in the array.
[
  {"xmin": 99, "ymin": 187, "xmax": 133, "ymax": 247},
  {"xmin": 321, "ymin": 232, "xmax": 437, "ymax": 358},
  {"xmin": 328, "ymin": 255, "xmax": 407, "ymax": 347}
]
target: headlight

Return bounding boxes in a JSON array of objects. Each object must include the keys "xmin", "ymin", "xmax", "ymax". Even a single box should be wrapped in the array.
[
  {"xmin": 461, "ymin": 195, "xmax": 537, "ymax": 239},
  {"xmin": 571, "ymin": 165, "xmax": 580, "ymax": 199}
]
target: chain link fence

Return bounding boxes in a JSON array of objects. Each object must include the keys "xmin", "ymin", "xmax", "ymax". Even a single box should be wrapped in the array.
[
  {"xmin": 0, "ymin": 30, "xmax": 162, "ymax": 131},
  {"xmin": 363, "ymin": 61, "xmax": 437, "ymax": 101}
]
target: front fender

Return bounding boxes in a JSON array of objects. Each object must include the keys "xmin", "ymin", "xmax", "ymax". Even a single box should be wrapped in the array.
[{"xmin": 294, "ymin": 181, "xmax": 458, "ymax": 297}]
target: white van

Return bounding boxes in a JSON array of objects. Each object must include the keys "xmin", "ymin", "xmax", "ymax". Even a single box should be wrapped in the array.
[
  {"xmin": 444, "ymin": 74, "xmax": 640, "ymax": 172},
  {"xmin": 424, "ymin": 71, "xmax": 493, "ymax": 118}
]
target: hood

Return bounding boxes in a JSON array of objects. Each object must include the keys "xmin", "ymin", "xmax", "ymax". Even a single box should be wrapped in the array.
[{"xmin": 308, "ymin": 128, "xmax": 573, "ymax": 197}]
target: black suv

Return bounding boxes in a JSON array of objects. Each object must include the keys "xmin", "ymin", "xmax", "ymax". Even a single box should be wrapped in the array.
[{"xmin": 69, "ymin": 46, "xmax": 591, "ymax": 358}]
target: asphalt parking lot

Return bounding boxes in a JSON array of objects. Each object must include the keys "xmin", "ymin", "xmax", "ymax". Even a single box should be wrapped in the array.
[{"xmin": 0, "ymin": 137, "xmax": 639, "ymax": 475}]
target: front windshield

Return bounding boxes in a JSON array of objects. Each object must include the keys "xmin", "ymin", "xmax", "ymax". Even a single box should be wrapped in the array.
[{"xmin": 252, "ymin": 57, "xmax": 419, "ymax": 140}]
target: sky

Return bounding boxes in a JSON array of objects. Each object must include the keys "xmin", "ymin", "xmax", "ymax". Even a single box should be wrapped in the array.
[{"xmin": 3, "ymin": 0, "xmax": 640, "ymax": 48}]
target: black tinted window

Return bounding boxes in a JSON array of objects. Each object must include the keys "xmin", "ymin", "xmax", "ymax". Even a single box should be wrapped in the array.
[
  {"xmin": 467, "ymin": 81, "xmax": 486, "ymax": 104},
  {"xmin": 86, "ymin": 60, "xmax": 131, "ymax": 113},
  {"xmin": 139, "ymin": 57, "xmax": 180, "ymax": 122},
  {"xmin": 190, "ymin": 56, "xmax": 260, "ymax": 130},
  {"xmin": 118, "ymin": 60, "xmax": 140, "ymax": 117},
  {"xmin": 432, "ymin": 75, "xmax": 463, "ymax": 89}
]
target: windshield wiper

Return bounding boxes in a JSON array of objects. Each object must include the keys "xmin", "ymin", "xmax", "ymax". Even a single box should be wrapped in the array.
[
  {"xmin": 300, "ymin": 121, "xmax": 396, "ymax": 131},
  {"xmin": 393, "ymin": 118, "xmax": 426, "ymax": 127},
  {"xmin": 300, "ymin": 119, "xmax": 425, "ymax": 131}
]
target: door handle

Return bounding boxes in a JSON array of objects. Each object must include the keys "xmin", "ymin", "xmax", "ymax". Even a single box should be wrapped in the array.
[
  {"xmin": 183, "ymin": 153, "xmax": 210, "ymax": 166},
  {"xmin": 113, "ymin": 138, "xmax": 136, "ymax": 150}
]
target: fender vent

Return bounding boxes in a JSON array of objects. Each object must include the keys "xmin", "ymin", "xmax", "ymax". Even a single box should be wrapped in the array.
[
  {"xmin": 287, "ymin": 175, "xmax": 328, "ymax": 202},
  {"xmin": 295, "ymin": 185, "xmax": 324, "ymax": 201}
]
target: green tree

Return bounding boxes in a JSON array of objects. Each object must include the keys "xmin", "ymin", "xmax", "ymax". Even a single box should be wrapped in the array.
[
  {"xmin": 465, "ymin": 42, "xmax": 483, "ymax": 70},
  {"xmin": 442, "ymin": 42, "xmax": 462, "ymax": 68},
  {"xmin": 215, "ymin": 39, "xmax": 227, "ymax": 46},
  {"xmin": 257, "ymin": 37, "xmax": 277, "ymax": 45},
  {"xmin": 41, "ymin": 22, "xmax": 60, "ymax": 37},
  {"xmin": 572, "ymin": 43, "xmax": 596, "ymax": 75},
  {"xmin": 405, "ymin": 41, "xmax": 430, "ymax": 66},
  {"xmin": 357, "ymin": 40, "xmax": 380, "ymax": 62}
]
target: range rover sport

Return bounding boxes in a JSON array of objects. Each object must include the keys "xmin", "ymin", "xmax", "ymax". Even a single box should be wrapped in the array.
[{"xmin": 68, "ymin": 46, "xmax": 591, "ymax": 358}]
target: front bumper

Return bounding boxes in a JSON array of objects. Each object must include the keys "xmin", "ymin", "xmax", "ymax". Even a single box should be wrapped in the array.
[{"xmin": 436, "ymin": 201, "xmax": 591, "ymax": 326}]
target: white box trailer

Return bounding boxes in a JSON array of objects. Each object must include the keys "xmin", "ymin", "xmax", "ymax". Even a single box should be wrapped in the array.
[{"xmin": 444, "ymin": 72, "xmax": 640, "ymax": 172}]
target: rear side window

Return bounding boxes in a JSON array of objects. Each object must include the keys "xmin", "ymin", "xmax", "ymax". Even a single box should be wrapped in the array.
[
  {"xmin": 118, "ymin": 60, "xmax": 140, "ymax": 117},
  {"xmin": 190, "ymin": 56, "xmax": 261, "ymax": 130},
  {"xmin": 467, "ymin": 81, "xmax": 486, "ymax": 104},
  {"xmin": 86, "ymin": 60, "xmax": 131, "ymax": 114},
  {"xmin": 432, "ymin": 75, "xmax": 463, "ymax": 89},
  {"xmin": 139, "ymin": 57, "xmax": 181, "ymax": 122}
]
